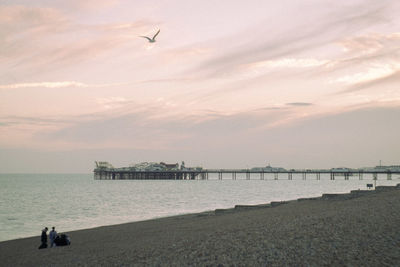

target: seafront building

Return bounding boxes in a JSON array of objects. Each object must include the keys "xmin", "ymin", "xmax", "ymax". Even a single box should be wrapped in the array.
[
  {"xmin": 128, "ymin": 162, "xmax": 179, "ymax": 171},
  {"xmin": 251, "ymin": 165, "xmax": 286, "ymax": 172}
]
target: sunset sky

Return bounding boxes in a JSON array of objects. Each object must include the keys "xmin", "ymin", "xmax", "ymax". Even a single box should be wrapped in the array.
[{"xmin": 1, "ymin": 0, "xmax": 400, "ymax": 172}]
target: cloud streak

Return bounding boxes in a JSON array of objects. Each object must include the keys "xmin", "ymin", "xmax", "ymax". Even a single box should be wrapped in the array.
[
  {"xmin": 286, "ymin": 103, "xmax": 313, "ymax": 106},
  {"xmin": 0, "ymin": 81, "xmax": 126, "ymax": 90},
  {"xmin": 0, "ymin": 4, "xmax": 154, "ymax": 76},
  {"xmin": 188, "ymin": 0, "xmax": 390, "ymax": 79},
  {"xmin": 333, "ymin": 63, "xmax": 400, "ymax": 85},
  {"xmin": 338, "ymin": 70, "xmax": 400, "ymax": 94}
]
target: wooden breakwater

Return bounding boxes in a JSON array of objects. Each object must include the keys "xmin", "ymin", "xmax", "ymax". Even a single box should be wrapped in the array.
[{"xmin": 213, "ymin": 184, "xmax": 400, "ymax": 215}]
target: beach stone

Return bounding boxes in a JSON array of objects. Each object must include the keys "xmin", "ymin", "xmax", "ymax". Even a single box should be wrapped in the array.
[{"xmin": 1, "ymin": 187, "xmax": 400, "ymax": 266}]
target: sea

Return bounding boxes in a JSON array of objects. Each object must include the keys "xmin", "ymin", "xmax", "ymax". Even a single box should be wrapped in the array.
[{"xmin": 1, "ymin": 173, "xmax": 399, "ymax": 242}]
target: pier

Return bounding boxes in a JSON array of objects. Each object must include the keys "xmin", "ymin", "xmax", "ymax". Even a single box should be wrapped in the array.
[{"xmin": 94, "ymin": 162, "xmax": 400, "ymax": 181}]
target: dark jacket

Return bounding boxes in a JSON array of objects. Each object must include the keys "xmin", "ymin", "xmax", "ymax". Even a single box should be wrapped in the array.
[{"xmin": 41, "ymin": 230, "xmax": 47, "ymax": 244}]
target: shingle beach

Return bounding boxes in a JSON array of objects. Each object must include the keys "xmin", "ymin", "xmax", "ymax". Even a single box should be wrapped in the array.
[{"xmin": 1, "ymin": 185, "xmax": 399, "ymax": 266}]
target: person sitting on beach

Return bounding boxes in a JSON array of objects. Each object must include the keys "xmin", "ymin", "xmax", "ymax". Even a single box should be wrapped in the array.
[
  {"xmin": 49, "ymin": 227, "xmax": 57, "ymax": 247},
  {"xmin": 54, "ymin": 233, "xmax": 71, "ymax": 246},
  {"xmin": 38, "ymin": 227, "xmax": 48, "ymax": 249}
]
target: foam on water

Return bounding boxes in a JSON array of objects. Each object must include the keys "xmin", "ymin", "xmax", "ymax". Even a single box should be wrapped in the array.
[{"xmin": 0, "ymin": 173, "xmax": 399, "ymax": 242}]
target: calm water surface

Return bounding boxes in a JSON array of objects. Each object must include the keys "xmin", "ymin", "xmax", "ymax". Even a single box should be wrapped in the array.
[{"xmin": 1, "ymin": 173, "xmax": 399, "ymax": 242}]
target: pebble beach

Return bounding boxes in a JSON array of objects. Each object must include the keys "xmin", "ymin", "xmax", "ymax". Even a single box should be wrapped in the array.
[{"xmin": 0, "ymin": 185, "xmax": 399, "ymax": 266}]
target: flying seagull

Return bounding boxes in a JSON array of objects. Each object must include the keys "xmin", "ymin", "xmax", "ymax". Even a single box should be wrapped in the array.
[{"xmin": 140, "ymin": 29, "xmax": 160, "ymax": 43}]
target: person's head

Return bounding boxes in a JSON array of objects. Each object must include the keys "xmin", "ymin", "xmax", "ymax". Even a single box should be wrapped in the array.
[
  {"xmin": 44, "ymin": 227, "xmax": 48, "ymax": 231},
  {"xmin": 52, "ymin": 227, "xmax": 55, "ymax": 230}
]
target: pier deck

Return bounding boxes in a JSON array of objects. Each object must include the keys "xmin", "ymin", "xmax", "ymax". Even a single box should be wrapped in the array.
[{"xmin": 94, "ymin": 168, "xmax": 400, "ymax": 181}]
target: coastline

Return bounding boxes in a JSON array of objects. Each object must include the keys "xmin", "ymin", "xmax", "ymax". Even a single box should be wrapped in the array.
[{"xmin": 1, "ymin": 184, "xmax": 399, "ymax": 266}]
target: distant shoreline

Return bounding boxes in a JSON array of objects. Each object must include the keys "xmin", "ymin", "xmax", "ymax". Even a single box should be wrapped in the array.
[{"xmin": 1, "ymin": 184, "xmax": 399, "ymax": 266}]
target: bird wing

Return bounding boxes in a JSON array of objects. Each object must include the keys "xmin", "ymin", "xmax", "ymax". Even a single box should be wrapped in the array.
[
  {"xmin": 139, "ymin": 36, "xmax": 152, "ymax": 41},
  {"xmin": 152, "ymin": 29, "xmax": 160, "ymax": 40}
]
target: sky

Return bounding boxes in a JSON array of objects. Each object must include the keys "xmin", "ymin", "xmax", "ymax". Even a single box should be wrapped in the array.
[{"xmin": 1, "ymin": 0, "xmax": 400, "ymax": 173}]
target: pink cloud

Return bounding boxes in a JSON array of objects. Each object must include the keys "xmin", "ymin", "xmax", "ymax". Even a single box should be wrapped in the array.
[{"xmin": 0, "ymin": 5, "xmax": 153, "ymax": 74}]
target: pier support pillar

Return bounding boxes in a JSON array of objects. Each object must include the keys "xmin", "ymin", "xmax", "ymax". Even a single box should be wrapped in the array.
[
  {"xmin": 359, "ymin": 172, "xmax": 363, "ymax": 180},
  {"xmin": 302, "ymin": 173, "xmax": 306, "ymax": 180},
  {"xmin": 288, "ymin": 173, "xmax": 292, "ymax": 180},
  {"xmin": 274, "ymin": 173, "xmax": 278, "ymax": 180},
  {"xmin": 387, "ymin": 172, "xmax": 392, "ymax": 180},
  {"xmin": 373, "ymin": 173, "xmax": 378, "ymax": 188}
]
